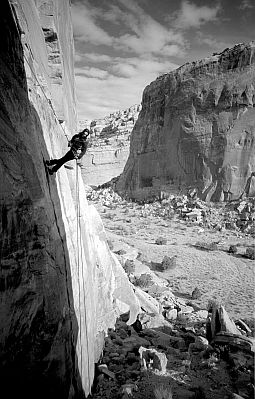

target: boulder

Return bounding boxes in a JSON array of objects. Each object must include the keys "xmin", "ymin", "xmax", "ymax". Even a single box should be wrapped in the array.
[
  {"xmin": 165, "ymin": 309, "xmax": 178, "ymax": 321},
  {"xmin": 210, "ymin": 304, "xmax": 241, "ymax": 338},
  {"xmin": 188, "ymin": 336, "xmax": 210, "ymax": 353},
  {"xmin": 134, "ymin": 287, "xmax": 160, "ymax": 314},
  {"xmin": 192, "ymin": 309, "xmax": 208, "ymax": 321},
  {"xmin": 139, "ymin": 347, "xmax": 167, "ymax": 374}
]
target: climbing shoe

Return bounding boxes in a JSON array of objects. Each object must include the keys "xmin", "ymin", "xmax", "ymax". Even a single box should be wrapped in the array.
[{"xmin": 45, "ymin": 160, "xmax": 51, "ymax": 166}]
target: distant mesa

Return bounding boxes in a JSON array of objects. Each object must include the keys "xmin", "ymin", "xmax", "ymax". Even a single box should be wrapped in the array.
[
  {"xmin": 116, "ymin": 41, "xmax": 255, "ymax": 202},
  {"xmin": 80, "ymin": 104, "xmax": 141, "ymax": 187}
]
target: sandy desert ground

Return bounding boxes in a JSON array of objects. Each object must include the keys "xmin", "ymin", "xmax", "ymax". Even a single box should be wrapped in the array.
[{"xmin": 90, "ymin": 195, "xmax": 255, "ymax": 323}]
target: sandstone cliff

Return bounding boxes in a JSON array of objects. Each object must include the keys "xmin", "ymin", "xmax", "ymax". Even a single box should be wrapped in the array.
[
  {"xmin": 81, "ymin": 105, "xmax": 141, "ymax": 186},
  {"xmin": 117, "ymin": 43, "xmax": 255, "ymax": 202},
  {"xmin": 0, "ymin": 1, "xmax": 139, "ymax": 398}
]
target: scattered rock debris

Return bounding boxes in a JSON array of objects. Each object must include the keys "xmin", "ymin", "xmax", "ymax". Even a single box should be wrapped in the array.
[
  {"xmin": 87, "ymin": 186, "xmax": 254, "ymax": 399},
  {"xmin": 87, "ymin": 187, "xmax": 255, "ymax": 237},
  {"xmin": 90, "ymin": 284, "xmax": 254, "ymax": 399}
]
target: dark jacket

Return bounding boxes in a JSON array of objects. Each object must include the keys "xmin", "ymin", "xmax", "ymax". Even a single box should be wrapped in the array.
[{"xmin": 68, "ymin": 133, "xmax": 89, "ymax": 159}]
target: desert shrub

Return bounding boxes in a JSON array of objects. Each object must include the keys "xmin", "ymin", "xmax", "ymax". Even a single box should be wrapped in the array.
[
  {"xmin": 133, "ymin": 273, "xmax": 153, "ymax": 287},
  {"xmin": 123, "ymin": 259, "xmax": 135, "ymax": 275},
  {"xmin": 228, "ymin": 244, "xmax": 237, "ymax": 254},
  {"xmin": 245, "ymin": 247, "xmax": 255, "ymax": 260},
  {"xmin": 192, "ymin": 287, "xmax": 202, "ymax": 299},
  {"xmin": 155, "ymin": 237, "xmax": 167, "ymax": 245},
  {"xmin": 157, "ymin": 256, "xmax": 177, "ymax": 271},
  {"xmin": 194, "ymin": 241, "xmax": 218, "ymax": 251}
]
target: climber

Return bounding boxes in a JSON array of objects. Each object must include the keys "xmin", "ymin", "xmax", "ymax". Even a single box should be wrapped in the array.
[{"xmin": 46, "ymin": 128, "xmax": 90, "ymax": 175}]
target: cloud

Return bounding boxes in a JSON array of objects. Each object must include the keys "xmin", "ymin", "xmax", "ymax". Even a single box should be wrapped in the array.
[
  {"xmin": 114, "ymin": 0, "xmax": 186, "ymax": 56},
  {"xmin": 84, "ymin": 53, "xmax": 112, "ymax": 63},
  {"xmin": 173, "ymin": 1, "xmax": 221, "ymax": 30},
  {"xmin": 75, "ymin": 67, "xmax": 108, "ymax": 79},
  {"xmin": 71, "ymin": 0, "xmax": 186, "ymax": 57},
  {"xmin": 111, "ymin": 63, "xmax": 137, "ymax": 78},
  {"xmin": 238, "ymin": 0, "xmax": 254, "ymax": 9},
  {"xmin": 196, "ymin": 33, "xmax": 229, "ymax": 52},
  {"xmin": 71, "ymin": 2, "xmax": 113, "ymax": 45},
  {"xmin": 71, "ymin": 0, "xmax": 223, "ymax": 121},
  {"xmin": 74, "ymin": 53, "xmax": 84, "ymax": 63},
  {"xmin": 75, "ymin": 56, "xmax": 179, "ymax": 120}
]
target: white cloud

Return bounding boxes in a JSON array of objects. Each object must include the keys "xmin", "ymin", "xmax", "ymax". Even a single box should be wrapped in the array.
[
  {"xmin": 74, "ymin": 53, "xmax": 83, "ymax": 62},
  {"xmin": 84, "ymin": 53, "xmax": 112, "ymax": 63},
  {"xmin": 111, "ymin": 63, "xmax": 137, "ymax": 78},
  {"xmin": 114, "ymin": 0, "xmax": 185, "ymax": 56},
  {"xmin": 71, "ymin": 0, "xmax": 223, "ymax": 121},
  {"xmin": 75, "ymin": 56, "xmax": 179, "ymax": 120},
  {"xmin": 71, "ymin": 2, "xmax": 113, "ymax": 45},
  {"xmin": 196, "ymin": 32, "xmax": 229, "ymax": 52},
  {"xmin": 173, "ymin": 1, "xmax": 221, "ymax": 30},
  {"xmin": 100, "ymin": 5, "xmax": 125, "ymax": 24},
  {"xmin": 71, "ymin": 0, "xmax": 186, "ymax": 56},
  {"xmin": 75, "ymin": 67, "xmax": 108, "ymax": 79}
]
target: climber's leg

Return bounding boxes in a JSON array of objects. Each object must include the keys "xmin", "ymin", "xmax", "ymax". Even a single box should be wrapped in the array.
[
  {"xmin": 45, "ymin": 159, "xmax": 58, "ymax": 166},
  {"xmin": 48, "ymin": 150, "xmax": 75, "ymax": 174}
]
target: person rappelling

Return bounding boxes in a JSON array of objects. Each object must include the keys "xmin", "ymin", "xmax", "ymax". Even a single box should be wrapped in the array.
[{"xmin": 46, "ymin": 128, "xmax": 90, "ymax": 175}]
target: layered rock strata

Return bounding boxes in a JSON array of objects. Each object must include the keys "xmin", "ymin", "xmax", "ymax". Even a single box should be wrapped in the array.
[
  {"xmin": 81, "ymin": 105, "xmax": 141, "ymax": 186},
  {"xmin": 117, "ymin": 43, "xmax": 255, "ymax": 202},
  {"xmin": 0, "ymin": 1, "xmax": 139, "ymax": 398}
]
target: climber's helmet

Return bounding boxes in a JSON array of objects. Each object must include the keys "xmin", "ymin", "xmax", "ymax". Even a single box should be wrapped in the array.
[{"xmin": 79, "ymin": 128, "xmax": 90, "ymax": 139}]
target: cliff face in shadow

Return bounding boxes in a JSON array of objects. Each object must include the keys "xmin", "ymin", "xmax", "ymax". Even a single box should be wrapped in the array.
[
  {"xmin": 0, "ymin": 1, "xmax": 139, "ymax": 398},
  {"xmin": 117, "ymin": 42, "xmax": 255, "ymax": 202}
]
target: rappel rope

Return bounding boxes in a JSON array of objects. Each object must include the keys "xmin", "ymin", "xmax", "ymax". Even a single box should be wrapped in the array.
[{"xmin": 75, "ymin": 160, "xmax": 91, "ymax": 391}]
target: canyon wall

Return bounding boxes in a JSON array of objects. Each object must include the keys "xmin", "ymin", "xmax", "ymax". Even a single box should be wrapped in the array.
[
  {"xmin": 81, "ymin": 105, "xmax": 141, "ymax": 186},
  {"xmin": 0, "ymin": 1, "xmax": 139, "ymax": 398},
  {"xmin": 117, "ymin": 43, "xmax": 255, "ymax": 202}
]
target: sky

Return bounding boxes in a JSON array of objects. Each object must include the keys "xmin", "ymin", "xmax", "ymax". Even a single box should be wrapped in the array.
[{"xmin": 71, "ymin": 0, "xmax": 255, "ymax": 121}]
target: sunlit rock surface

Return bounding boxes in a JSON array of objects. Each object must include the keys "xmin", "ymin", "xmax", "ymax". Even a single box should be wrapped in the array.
[
  {"xmin": 81, "ymin": 105, "xmax": 141, "ymax": 186},
  {"xmin": 117, "ymin": 42, "xmax": 255, "ymax": 202},
  {"xmin": 0, "ymin": 1, "xmax": 139, "ymax": 398}
]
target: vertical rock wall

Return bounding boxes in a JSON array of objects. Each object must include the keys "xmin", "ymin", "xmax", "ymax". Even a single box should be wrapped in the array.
[
  {"xmin": 0, "ymin": 1, "xmax": 139, "ymax": 398},
  {"xmin": 117, "ymin": 42, "xmax": 255, "ymax": 202},
  {"xmin": 82, "ymin": 144, "xmax": 130, "ymax": 187}
]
